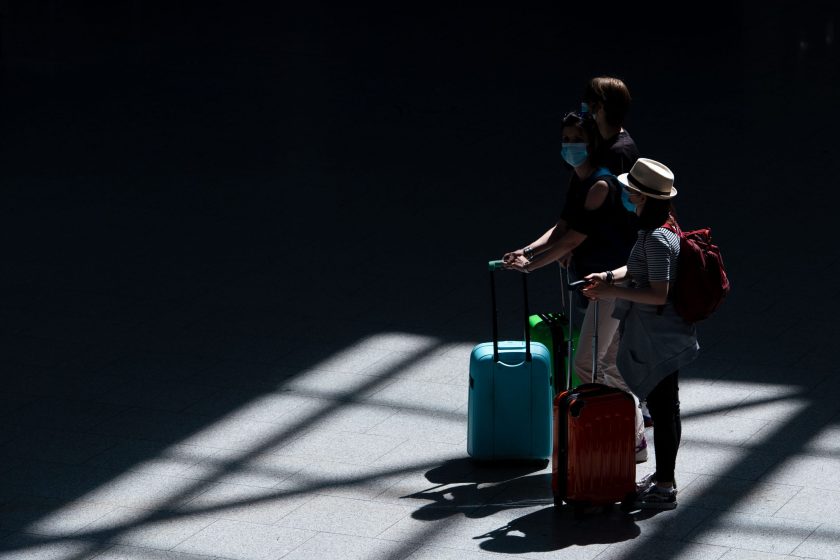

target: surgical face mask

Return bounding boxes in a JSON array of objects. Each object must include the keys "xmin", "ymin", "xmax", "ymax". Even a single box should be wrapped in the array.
[
  {"xmin": 561, "ymin": 143, "xmax": 587, "ymax": 167},
  {"xmin": 621, "ymin": 187, "xmax": 637, "ymax": 213}
]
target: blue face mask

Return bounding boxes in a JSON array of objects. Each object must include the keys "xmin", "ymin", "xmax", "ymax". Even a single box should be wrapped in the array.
[
  {"xmin": 621, "ymin": 187, "xmax": 637, "ymax": 213},
  {"xmin": 561, "ymin": 143, "xmax": 587, "ymax": 167}
]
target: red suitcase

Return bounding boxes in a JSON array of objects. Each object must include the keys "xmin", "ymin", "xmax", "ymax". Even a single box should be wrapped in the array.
[{"xmin": 551, "ymin": 286, "xmax": 637, "ymax": 515}]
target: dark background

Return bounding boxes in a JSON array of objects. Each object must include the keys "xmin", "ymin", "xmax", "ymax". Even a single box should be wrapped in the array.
[
  {"xmin": 0, "ymin": 1, "xmax": 839, "ymax": 551},
  {"xmin": 2, "ymin": 1, "xmax": 838, "ymax": 347}
]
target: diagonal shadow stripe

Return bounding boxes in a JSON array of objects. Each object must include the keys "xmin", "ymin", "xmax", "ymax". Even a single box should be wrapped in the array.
[
  {"xmin": 0, "ymin": 457, "xmax": 452, "ymax": 551},
  {"xmin": 1, "ymin": 339, "xmax": 454, "ymax": 559},
  {"xmin": 610, "ymin": 399, "xmax": 839, "ymax": 559},
  {"xmin": 678, "ymin": 389, "xmax": 808, "ymax": 422}
]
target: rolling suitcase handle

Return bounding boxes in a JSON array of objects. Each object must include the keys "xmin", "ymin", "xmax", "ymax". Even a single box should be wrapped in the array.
[
  {"xmin": 591, "ymin": 299, "xmax": 599, "ymax": 384},
  {"xmin": 488, "ymin": 260, "xmax": 532, "ymax": 363},
  {"xmin": 566, "ymin": 277, "xmax": 598, "ymax": 386},
  {"xmin": 561, "ymin": 266, "xmax": 573, "ymax": 392}
]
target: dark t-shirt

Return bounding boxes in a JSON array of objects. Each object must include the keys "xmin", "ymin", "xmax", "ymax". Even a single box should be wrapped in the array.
[
  {"xmin": 559, "ymin": 168, "xmax": 638, "ymax": 276},
  {"xmin": 597, "ymin": 130, "xmax": 640, "ymax": 175}
]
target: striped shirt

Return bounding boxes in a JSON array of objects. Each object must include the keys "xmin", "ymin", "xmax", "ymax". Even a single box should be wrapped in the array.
[{"xmin": 627, "ymin": 227, "xmax": 680, "ymax": 289}]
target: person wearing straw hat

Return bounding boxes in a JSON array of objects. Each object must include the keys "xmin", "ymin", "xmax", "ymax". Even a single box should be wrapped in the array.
[{"xmin": 583, "ymin": 157, "xmax": 700, "ymax": 510}]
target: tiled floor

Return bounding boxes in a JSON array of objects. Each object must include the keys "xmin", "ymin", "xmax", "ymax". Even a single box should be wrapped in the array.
[{"xmin": 1, "ymin": 4, "xmax": 839, "ymax": 559}]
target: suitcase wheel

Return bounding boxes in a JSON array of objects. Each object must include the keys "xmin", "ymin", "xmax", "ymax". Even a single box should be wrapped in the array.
[{"xmin": 620, "ymin": 491, "xmax": 637, "ymax": 513}]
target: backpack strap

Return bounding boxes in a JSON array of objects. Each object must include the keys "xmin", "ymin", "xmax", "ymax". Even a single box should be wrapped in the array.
[
  {"xmin": 649, "ymin": 220, "xmax": 680, "ymax": 316},
  {"xmin": 661, "ymin": 215, "xmax": 682, "ymax": 236}
]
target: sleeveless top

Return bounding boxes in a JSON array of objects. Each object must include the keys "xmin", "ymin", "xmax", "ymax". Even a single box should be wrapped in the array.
[{"xmin": 559, "ymin": 168, "xmax": 638, "ymax": 276}]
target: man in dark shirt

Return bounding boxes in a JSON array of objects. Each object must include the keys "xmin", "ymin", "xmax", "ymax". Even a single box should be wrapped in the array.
[{"xmin": 582, "ymin": 76, "xmax": 640, "ymax": 175}]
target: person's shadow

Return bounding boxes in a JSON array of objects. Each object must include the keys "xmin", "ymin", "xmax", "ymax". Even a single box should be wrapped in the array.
[
  {"xmin": 404, "ymin": 458, "xmax": 640, "ymax": 555},
  {"xmin": 475, "ymin": 504, "xmax": 641, "ymax": 555}
]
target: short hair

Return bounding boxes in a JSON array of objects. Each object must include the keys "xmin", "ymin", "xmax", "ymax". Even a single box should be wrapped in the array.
[
  {"xmin": 582, "ymin": 76, "xmax": 632, "ymax": 127},
  {"xmin": 561, "ymin": 111, "xmax": 603, "ymax": 166}
]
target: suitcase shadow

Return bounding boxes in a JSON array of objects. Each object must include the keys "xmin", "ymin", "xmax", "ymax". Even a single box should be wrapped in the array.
[
  {"xmin": 405, "ymin": 458, "xmax": 640, "ymax": 553},
  {"xmin": 406, "ymin": 458, "xmax": 549, "ymax": 521},
  {"xmin": 425, "ymin": 457, "xmax": 546, "ymax": 485}
]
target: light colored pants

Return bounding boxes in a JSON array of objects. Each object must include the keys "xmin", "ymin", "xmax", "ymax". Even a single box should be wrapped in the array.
[
  {"xmin": 574, "ymin": 296, "xmax": 645, "ymax": 448},
  {"xmin": 562, "ymin": 263, "xmax": 588, "ymax": 332}
]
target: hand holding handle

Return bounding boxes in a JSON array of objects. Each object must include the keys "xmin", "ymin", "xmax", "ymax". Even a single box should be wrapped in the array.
[{"xmin": 487, "ymin": 259, "xmax": 532, "ymax": 363}]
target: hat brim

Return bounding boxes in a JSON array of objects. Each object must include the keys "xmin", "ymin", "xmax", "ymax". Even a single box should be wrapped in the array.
[{"xmin": 617, "ymin": 173, "xmax": 678, "ymax": 199}]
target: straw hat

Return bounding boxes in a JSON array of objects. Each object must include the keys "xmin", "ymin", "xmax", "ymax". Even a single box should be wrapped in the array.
[{"xmin": 618, "ymin": 158, "xmax": 678, "ymax": 199}]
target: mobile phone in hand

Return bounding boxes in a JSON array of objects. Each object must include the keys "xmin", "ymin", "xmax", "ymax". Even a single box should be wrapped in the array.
[{"xmin": 568, "ymin": 279, "xmax": 593, "ymax": 291}]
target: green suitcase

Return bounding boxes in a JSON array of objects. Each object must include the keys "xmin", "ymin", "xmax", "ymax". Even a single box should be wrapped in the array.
[{"xmin": 529, "ymin": 313, "xmax": 581, "ymax": 395}]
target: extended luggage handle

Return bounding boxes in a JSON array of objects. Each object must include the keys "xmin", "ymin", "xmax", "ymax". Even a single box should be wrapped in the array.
[
  {"xmin": 591, "ymin": 300, "xmax": 599, "ymax": 384},
  {"xmin": 560, "ymin": 265, "xmax": 572, "ymax": 392},
  {"xmin": 563, "ymin": 272, "xmax": 598, "ymax": 389},
  {"xmin": 488, "ymin": 260, "xmax": 532, "ymax": 363}
]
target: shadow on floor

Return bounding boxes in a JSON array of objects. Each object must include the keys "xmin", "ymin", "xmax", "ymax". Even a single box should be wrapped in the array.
[{"xmin": 405, "ymin": 459, "xmax": 641, "ymax": 554}]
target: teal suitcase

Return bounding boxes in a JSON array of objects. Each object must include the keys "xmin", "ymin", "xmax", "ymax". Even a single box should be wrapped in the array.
[{"xmin": 467, "ymin": 261, "xmax": 553, "ymax": 462}]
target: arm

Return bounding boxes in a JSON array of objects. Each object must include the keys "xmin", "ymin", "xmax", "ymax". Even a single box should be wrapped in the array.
[
  {"xmin": 523, "ymin": 228, "xmax": 586, "ymax": 272},
  {"xmin": 507, "ymin": 180, "xmax": 609, "ymax": 272},
  {"xmin": 583, "ymin": 228, "xmax": 676, "ymax": 305},
  {"xmin": 583, "ymin": 180, "xmax": 608, "ymax": 211},
  {"xmin": 523, "ymin": 181, "xmax": 608, "ymax": 270},
  {"xmin": 503, "ymin": 219, "xmax": 569, "ymax": 266},
  {"xmin": 587, "ymin": 266, "xmax": 628, "ymax": 285},
  {"xmin": 530, "ymin": 218, "xmax": 570, "ymax": 253},
  {"xmin": 583, "ymin": 275, "xmax": 669, "ymax": 305}
]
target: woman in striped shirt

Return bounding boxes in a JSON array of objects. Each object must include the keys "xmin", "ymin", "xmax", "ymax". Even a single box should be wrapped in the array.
[{"xmin": 583, "ymin": 158, "xmax": 700, "ymax": 511}]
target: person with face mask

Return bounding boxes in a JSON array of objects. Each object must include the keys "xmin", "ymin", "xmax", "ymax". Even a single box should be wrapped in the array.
[
  {"xmin": 502, "ymin": 111, "xmax": 646, "ymax": 462},
  {"xmin": 582, "ymin": 158, "xmax": 700, "ymax": 510},
  {"xmin": 557, "ymin": 76, "xmax": 640, "ymax": 329}
]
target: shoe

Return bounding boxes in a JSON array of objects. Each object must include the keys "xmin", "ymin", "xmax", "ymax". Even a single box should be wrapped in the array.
[
  {"xmin": 636, "ymin": 472, "xmax": 677, "ymax": 493},
  {"xmin": 635, "ymin": 437, "xmax": 648, "ymax": 463},
  {"xmin": 634, "ymin": 483, "xmax": 677, "ymax": 510}
]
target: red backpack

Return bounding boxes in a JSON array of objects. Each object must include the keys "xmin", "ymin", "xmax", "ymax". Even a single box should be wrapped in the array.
[{"xmin": 663, "ymin": 221, "xmax": 731, "ymax": 323}]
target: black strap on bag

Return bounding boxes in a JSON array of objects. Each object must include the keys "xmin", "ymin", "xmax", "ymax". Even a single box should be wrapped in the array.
[{"xmin": 488, "ymin": 260, "xmax": 531, "ymax": 363}]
